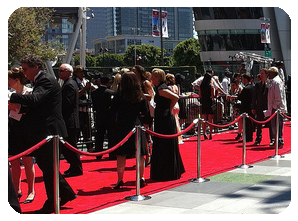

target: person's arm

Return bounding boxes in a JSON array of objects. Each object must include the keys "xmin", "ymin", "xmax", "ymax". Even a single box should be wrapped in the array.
[
  {"xmin": 62, "ymin": 83, "xmax": 77, "ymax": 119},
  {"xmin": 143, "ymin": 80, "xmax": 154, "ymax": 101},
  {"xmin": 158, "ymin": 89, "xmax": 179, "ymax": 113},
  {"xmin": 210, "ymin": 83, "xmax": 215, "ymax": 99},
  {"xmin": 10, "ymin": 77, "xmax": 52, "ymax": 107},
  {"xmin": 272, "ymin": 82, "xmax": 282, "ymax": 110}
]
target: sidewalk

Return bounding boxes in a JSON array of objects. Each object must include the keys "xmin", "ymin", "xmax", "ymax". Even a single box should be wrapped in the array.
[{"xmin": 91, "ymin": 153, "xmax": 291, "ymax": 214}]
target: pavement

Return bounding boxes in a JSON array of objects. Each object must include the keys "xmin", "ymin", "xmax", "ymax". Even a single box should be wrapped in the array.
[{"xmin": 91, "ymin": 153, "xmax": 291, "ymax": 215}]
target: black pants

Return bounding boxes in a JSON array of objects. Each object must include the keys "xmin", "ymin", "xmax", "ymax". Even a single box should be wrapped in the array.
[
  {"xmin": 61, "ymin": 128, "xmax": 82, "ymax": 173},
  {"xmin": 34, "ymin": 141, "xmax": 76, "ymax": 208},
  {"xmin": 244, "ymin": 113, "xmax": 253, "ymax": 142},
  {"xmin": 95, "ymin": 117, "xmax": 111, "ymax": 152}
]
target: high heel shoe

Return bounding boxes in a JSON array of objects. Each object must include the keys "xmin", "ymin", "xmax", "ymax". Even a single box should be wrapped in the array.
[
  {"xmin": 235, "ymin": 133, "xmax": 242, "ymax": 140},
  {"xmin": 140, "ymin": 178, "xmax": 147, "ymax": 188},
  {"xmin": 209, "ymin": 134, "xmax": 212, "ymax": 140},
  {"xmin": 24, "ymin": 193, "xmax": 35, "ymax": 204},
  {"xmin": 203, "ymin": 134, "xmax": 208, "ymax": 140},
  {"xmin": 113, "ymin": 180, "xmax": 124, "ymax": 189}
]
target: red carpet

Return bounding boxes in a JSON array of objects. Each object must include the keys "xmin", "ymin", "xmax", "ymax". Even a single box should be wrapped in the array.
[{"xmin": 18, "ymin": 121, "xmax": 291, "ymax": 214}]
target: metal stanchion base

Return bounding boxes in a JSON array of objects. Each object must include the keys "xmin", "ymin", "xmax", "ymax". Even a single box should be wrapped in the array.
[
  {"xmin": 189, "ymin": 178, "xmax": 210, "ymax": 183},
  {"xmin": 236, "ymin": 164, "xmax": 253, "ymax": 169},
  {"xmin": 124, "ymin": 195, "xmax": 151, "ymax": 201},
  {"xmin": 270, "ymin": 155, "xmax": 285, "ymax": 160}
]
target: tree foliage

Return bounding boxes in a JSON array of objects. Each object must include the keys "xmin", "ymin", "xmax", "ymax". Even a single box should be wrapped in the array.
[
  {"xmin": 96, "ymin": 53, "xmax": 124, "ymax": 67},
  {"xmin": 8, "ymin": 7, "xmax": 64, "ymax": 67},
  {"xmin": 123, "ymin": 44, "xmax": 165, "ymax": 67},
  {"xmin": 172, "ymin": 38, "xmax": 203, "ymax": 72}
]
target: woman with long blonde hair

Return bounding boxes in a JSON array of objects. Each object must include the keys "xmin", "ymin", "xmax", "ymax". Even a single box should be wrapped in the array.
[{"xmin": 150, "ymin": 68, "xmax": 185, "ymax": 181}]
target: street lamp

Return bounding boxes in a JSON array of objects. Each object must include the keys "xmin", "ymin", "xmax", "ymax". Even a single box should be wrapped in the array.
[{"xmin": 130, "ymin": 27, "xmax": 140, "ymax": 66}]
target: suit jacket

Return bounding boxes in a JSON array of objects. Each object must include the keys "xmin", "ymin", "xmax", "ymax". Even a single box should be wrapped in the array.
[
  {"xmin": 252, "ymin": 81, "xmax": 268, "ymax": 115},
  {"xmin": 61, "ymin": 77, "xmax": 80, "ymax": 129},
  {"xmin": 238, "ymin": 82, "xmax": 254, "ymax": 115},
  {"xmin": 10, "ymin": 71, "xmax": 67, "ymax": 147},
  {"xmin": 91, "ymin": 85, "xmax": 115, "ymax": 119}
]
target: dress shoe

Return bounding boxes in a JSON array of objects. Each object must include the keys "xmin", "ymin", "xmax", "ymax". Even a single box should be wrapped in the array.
[
  {"xmin": 34, "ymin": 200, "xmax": 54, "ymax": 214},
  {"xmin": 60, "ymin": 194, "xmax": 77, "ymax": 207}
]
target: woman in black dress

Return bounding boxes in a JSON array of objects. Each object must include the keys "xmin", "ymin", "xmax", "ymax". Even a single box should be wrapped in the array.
[
  {"xmin": 111, "ymin": 72, "xmax": 151, "ymax": 189},
  {"xmin": 150, "ymin": 68, "xmax": 185, "ymax": 181},
  {"xmin": 8, "ymin": 68, "xmax": 35, "ymax": 203},
  {"xmin": 199, "ymin": 71, "xmax": 215, "ymax": 140}
]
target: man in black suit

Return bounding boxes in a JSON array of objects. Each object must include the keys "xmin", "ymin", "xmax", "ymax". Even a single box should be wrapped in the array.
[
  {"xmin": 91, "ymin": 74, "xmax": 115, "ymax": 160},
  {"xmin": 9, "ymin": 55, "xmax": 77, "ymax": 213},
  {"xmin": 251, "ymin": 69, "xmax": 269, "ymax": 145},
  {"xmin": 238, "ymin": 73, "xmax": 254, "ymax": 142},
  {"xmin": 58, "ymin": 64, "xmax": 83, "ymax": 177}
]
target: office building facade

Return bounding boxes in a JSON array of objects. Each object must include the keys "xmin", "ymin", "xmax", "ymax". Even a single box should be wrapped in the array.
[
  {"xmin": 92, "ymin": 7, "xmax": 194, "ymax": 56},
  {"xmin": 193, "ymin": 7, "xmax": 290, "ymax": 78}
]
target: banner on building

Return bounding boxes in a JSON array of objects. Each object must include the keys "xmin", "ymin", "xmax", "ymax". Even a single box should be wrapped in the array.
[
  {"xmin": 152, "ymin": 9, "xmax": 168, "ymax": 38},
  {"xmin": 261, "ymin": 23, "xmax": 270, "ymax": 44}
]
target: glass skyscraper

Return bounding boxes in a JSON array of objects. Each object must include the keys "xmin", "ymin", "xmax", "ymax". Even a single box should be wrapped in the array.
[{"xmin": 106, "ymin": 7, "xmax": 193, "ymax": 41}]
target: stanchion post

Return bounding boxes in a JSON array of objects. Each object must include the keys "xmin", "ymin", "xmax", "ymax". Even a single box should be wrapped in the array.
[
  {"xmin": 125, "ymin": 126, "xmax": 151, "ymax": 201},
  {"xmin": 53, "ymin": 135, "xmax": 60, "ymax": 214},
  {"xmin": 237, "ymin": 113, "xmax": 253, "ymax": 169},
  {"xmin": 189, "ymin": 119, "xmax": 209, "ymax": 183},
  {"xmin": 270, "ymin": 110, "xmax": 284, "ymax": 159}
]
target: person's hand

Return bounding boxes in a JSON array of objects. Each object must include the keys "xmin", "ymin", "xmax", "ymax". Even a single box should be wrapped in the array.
[
  {"xmin": 8, "ymin": 101, "xmax": 20, "ymax": 111},
  {"xmin": 85, "ymin": 81, "xmax": 91, "ymax": 89}
]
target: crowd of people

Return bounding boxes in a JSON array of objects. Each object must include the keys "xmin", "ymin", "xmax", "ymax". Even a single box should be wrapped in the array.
[
  {"xmin": 192, "ymin": 64, "xmax": 288, "ymax": 147},
  {"xmin": 8, "ymin": 54, "xmax": 289, "ymax": 213}
]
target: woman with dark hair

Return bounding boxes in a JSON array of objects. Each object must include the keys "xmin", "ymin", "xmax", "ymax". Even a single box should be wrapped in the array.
[
  {"xmin": 132, "ymin": 65, "xmax": 155, "ymax": 165},
  {"xmin": 132, "ymin": 65, "xmax": 154, "ymax": 104},
  {"xmin": 199, "ymin": 71, "xmax": 215, "ymax": 140},
  {"xmin": 8, "ymin": 67, "xmax": 35, "ymax": 204},
  {"xmin": 111, "ymin": 72, "xmax": 151, "ymax": 189}
]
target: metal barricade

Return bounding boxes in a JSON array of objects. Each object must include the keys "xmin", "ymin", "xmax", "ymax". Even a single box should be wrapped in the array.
[{"xmin": 178, "ymin": 95, "xmax": 201, "ymax": 135}]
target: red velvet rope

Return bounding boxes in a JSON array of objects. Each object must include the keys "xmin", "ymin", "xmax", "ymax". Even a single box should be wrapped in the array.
[
  {"xmin": 281, "ymin": 112, "xmax": 291, "ymax": 120},
  {"xmin": 8, "ymin": 138, "xmax": 49, "ymax": 162},
  {"xmin": 205, "ymin": 115, "xmax": 241, "ymax": 128},
  {"xmin": 247, "ymin": 112, "xmax": 277, "ymax": 124},
  {"xmin": 61, "ymin": 129, "xmax": 135, "ymax": 156},
  {"xmin": 144, "ymin": 120, "xmax": 197, "ymax": 139}
]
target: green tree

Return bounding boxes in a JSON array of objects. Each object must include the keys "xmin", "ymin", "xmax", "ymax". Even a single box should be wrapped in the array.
[
  {"xmin": 8, "ymin": 7, "xmax": 64, "ymax": 67},
  {"xmin": 96, "ymin": 53, "xmax": 124, "ymax": 67},
  {"xmin": 73, "ymin": 55, "xmax": 96, "ymax": 67},
  {"xmin": 123, "ymin": 44, "xmax": 165, "ymax": 67},
  {"xmin": 173, "ymin": 38, "xmax": 203, "ymax": 72}
]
